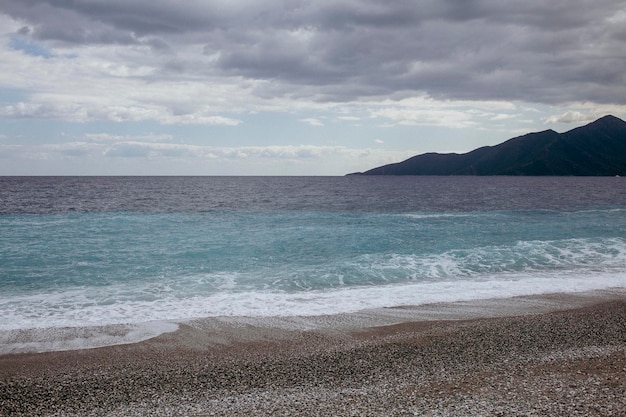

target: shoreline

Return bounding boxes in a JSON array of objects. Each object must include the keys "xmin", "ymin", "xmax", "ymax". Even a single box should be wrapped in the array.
[
  {"xmin": 1, "ymin": 289, "xmax": 625, "ymax": 416},
  {"xmin": 2, "ymin": 288, "xmax": 625, "ymax": 355}
]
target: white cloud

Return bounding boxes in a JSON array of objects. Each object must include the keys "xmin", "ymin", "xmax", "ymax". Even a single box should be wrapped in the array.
[
  {"xmin": 365, "ymin": 95, "xmax": 521, "ymax": 128},
  {"xmin": 83, "ymin": 133, "xmax": 173, "ymax": 142},
  {"xmin": 0, "ymin": 98, "xmax": 242, "ymax": 126},
  {"xmin": 1, "ymin": 1, "xmax": 626, "ymax": 175},
  {"xmin": 0, "ymin": 42, "xmax": 245, "ymax": 125},
  {"xmin": 489, "ymin": 114, "xmax": 516, "ymax": 121},
  {"xmin": 1, "ymin": 141, "xmax": 367, "ymax": 161},
  {"xmin": 103, "ymin": 142, "xmax": 201, "ymax": 158},
  {"xmin": 299, "ymin": 118, "xmax": 324, "ymax": 126},
  {"xmin": 2, "ymin": 1, "xmax": 625, "ymax": 128},
  {"xmin": 370, "ymin": 104, "xmax": 475, "ymax": 129},
  {"xmin": 545, "ymin": 111, "xmax": 595, "ymax": 124},
  {"xmin": 544, "ymin": 102, "xmax": 626, "ymax": 125},
  {"xmin": 0, "ymin": 139, "xmax": 417, "ymax": 175}
]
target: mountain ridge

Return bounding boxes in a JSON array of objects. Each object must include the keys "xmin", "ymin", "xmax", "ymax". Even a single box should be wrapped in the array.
[{"xmin": 350, "ymin": 115, "xmax": 626, "ymax": 176}]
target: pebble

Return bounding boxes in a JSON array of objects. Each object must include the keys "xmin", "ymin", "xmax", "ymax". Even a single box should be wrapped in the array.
[{"xmin": 0, "ymin": 299, "xmax": 624, "ymax": 416}]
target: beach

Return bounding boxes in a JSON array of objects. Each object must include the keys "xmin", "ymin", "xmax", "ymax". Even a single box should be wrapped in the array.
[{"xmin": 1, "ymin": 290, "xmax": 624, "ymax": 416}]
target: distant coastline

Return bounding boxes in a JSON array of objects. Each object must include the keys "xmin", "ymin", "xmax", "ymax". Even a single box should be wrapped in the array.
[{"xmin": 350, "ymin": 115, "xmax": 626, "ymax": 176}]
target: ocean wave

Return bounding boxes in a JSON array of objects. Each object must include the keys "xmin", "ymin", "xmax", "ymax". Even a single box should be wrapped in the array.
[{"xmin": 1, "ymin": 237, "xmax": 624, "ymax": 331}]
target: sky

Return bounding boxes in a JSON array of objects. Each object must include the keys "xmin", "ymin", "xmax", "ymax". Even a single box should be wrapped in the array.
[{"xmin": 1, "ymin": 1, "xmax": 625, "ymax": 175}]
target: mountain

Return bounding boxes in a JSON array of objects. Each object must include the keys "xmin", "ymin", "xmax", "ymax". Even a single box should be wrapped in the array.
[{"xmin": 350, "ymin": 115, "xmax": 626, "ymax": 176}]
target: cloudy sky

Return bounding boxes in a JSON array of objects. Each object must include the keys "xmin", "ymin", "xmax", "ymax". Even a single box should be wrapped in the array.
[{"xmin": 1, "ymin": 0, "xmax": 625, "ymax": 175}]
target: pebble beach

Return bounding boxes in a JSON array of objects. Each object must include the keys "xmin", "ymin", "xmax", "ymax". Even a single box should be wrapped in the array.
[{"xmin": 1, "ymin": 291, "xmax": 625, "ymax": 417}]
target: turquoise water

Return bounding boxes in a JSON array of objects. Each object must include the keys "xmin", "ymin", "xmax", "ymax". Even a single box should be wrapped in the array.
[{"xmin": 1, "ymin": 176, "xmax": 626, "ymax": 331}]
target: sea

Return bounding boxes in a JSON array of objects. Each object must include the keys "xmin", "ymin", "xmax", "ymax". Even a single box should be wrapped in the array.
[{"xmin": 1, "ymin": 176, "xmax": 626, "ymax": 352}]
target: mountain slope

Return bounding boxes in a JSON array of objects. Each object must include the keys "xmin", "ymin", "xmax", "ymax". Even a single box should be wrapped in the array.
[{"xmin": 353, "ymin": 115, "xmax": 626, "ymax": 176}]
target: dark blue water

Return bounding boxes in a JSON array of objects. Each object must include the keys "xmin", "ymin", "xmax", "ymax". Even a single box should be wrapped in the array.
[
  {"xmin": 3, "ymin": 176, "xmax": 626, "ymax": 214},
  {"xmin": 1, "ymin": 176, "xmax": 625, "ymax": 332}
]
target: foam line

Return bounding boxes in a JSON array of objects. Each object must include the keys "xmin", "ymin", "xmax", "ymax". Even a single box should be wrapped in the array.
[{"xmin": 0, "ymin": 321, "xmax": 178, "ymax": 354}]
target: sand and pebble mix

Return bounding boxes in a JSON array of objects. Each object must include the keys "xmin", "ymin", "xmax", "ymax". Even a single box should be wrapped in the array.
[{"xmin": 1, "ymin": 293, "xmax": 624, "ymax": 416}]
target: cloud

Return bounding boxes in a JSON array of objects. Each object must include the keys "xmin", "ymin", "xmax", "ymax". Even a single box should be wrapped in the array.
[
  {"xmin": 371, "ymin": 106, "xmax": 476, "ymax": 128},
  {"xmin": 543, "ymin": 101, "xmax": 626, "ymax": 125},
  {"xmin": 299, "ymin": 118, "xmax": 324, "ymax": 126},
  {"xmin": 367, "ymin": 95, "xmax": 515, "ymax": 128},
  {"xmin": 83, "ymin": 133, "xmax": 173, "ymax": 142},
  {"xmin": 0, "ymin": 0, "xmax": 624, "ymax": 127},
  {"xmin": 103, "ymin": 142, "xmax": 180, "ymax": 158},
  {"xmin": 1, "ymin": 0, "xmax": 625, "ymax": 176},
  {"xmin": 0, "ymin": 139, "xmax": 386, "ymax": 162},
  {"xmin": 545, "ymin": 111, "xmax": 594, "ymax": 124},
  {"xmin": 490, "ymin": 114, "xmax": 515, "ymax": 121},
  {"xmin": 0, "ymin": 139, "xmax": 411, "ymax": 176},
  {"xmin": 0, "ymin": 98, "xmax": 242, "ymax": 126},
  {"xmin": 0, "ymin": 138, "xmax": 419, "ymax": 175}
]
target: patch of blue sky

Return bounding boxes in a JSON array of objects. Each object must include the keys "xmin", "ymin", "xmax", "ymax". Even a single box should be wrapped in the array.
[
  {"xmin": 9, "ymin": 37, "xmax": 54, "ymax": 59},
  {"xmin": 0, "ymin": 88, "xmax": 30, "ymax": 105}
]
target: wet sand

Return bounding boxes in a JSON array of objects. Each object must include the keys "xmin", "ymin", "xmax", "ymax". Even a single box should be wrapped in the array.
[{"xmin": 1, "ymin": 290, "xmax": 625, "ymax": 416}]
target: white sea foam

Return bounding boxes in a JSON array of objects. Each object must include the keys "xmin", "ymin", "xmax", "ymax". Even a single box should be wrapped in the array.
[
  {"xmin": 0, "ymin": 321, "xmax": 178, "ymax": 354},
  {"xmin": 1, "ymin": 274, "xmax": 623, "ymax": 354},
  {"xmin": 1, "ymin": 270, "xmax": 624, "ymax": 332},
  {"xmin": 400, "ymin": 212, "xmax": 480, "ymax": 219}
]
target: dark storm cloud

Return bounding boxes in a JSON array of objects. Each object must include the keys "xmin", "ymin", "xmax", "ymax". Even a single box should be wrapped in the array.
[
  {"xmin": 2, "ymin": 0, "xmax": 625, "ymax": 105},
  {"xmin": 3, "ymin": 0, "xmax": 205, "ymax": 40}
]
